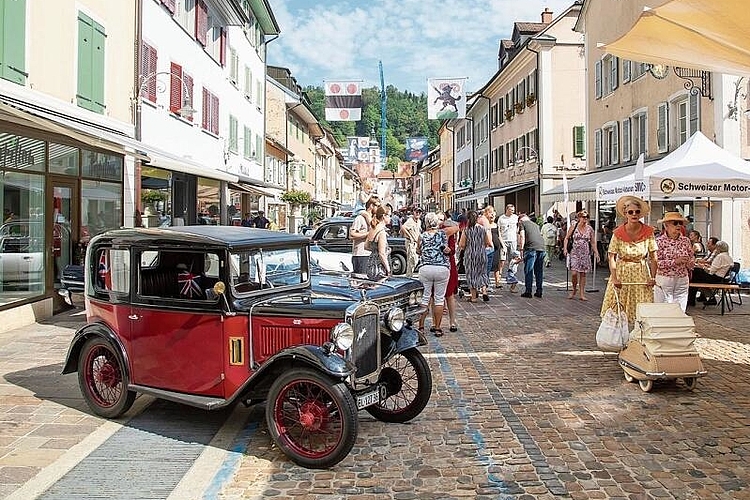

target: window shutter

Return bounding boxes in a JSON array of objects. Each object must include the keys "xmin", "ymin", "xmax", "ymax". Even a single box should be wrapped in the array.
[
  {"xmin": 202, "ymin": 87, "xmax": 209, "ymax": 130},
  {"xmin": 594, "ymin": 60, "xmax": 602, "ymax": 99},
  {"xmin": 594, "ymin": 129, "xmax": 602, "ymax": 167},
  {"xmin": 256, "ymin": 134, "xmax": 263, "ymax": 160},
  {"xmin": 76, "ymin": 13, "xmax": 94, "ymax": 109},
  {"xmin": 657, "ymin": 102, "xmax": 669, "ymax": 152},
  {"xmin": 612, "ymin": 122, "xmax": 619, "ymax": 164},
  {"xmin": 195, "ymin": 0, "xmax": 207, "ymax": 46},
  {"xmin": 256, "ymin": 80, "xmax": 262, "ymax": 109},
  {"xmin": 573, "ymin": 126, "xmax": 585, "ymax": 157},
  {"xmin": 183, "ymin": 72, "xmax": 193, "ymax": 121},
  {"xmin": 219, "ymin": 28, "xmax": 227, "ymax": 67},
  {"xmin": 689, "ymin": 92, "xmax": 699, "ymax": 135},
  {"xmin": 622, "ymin": 60, "xmax": 631, "ymax": 83},
  {"xmin": 611, "ymin": 57, "xmax": 619, "ymax": 91},
  {"xmin": 244, "ymin": 126, "xmax": 252, "ymax": 158},
  {"xmin": 622, "ymin": 119, "xmax": 631, "ymax": 162},
  {"xmin": 1, "ymin": 0, "xmax": 28, "ymax": 84},
  {"xmin": 211, "ymin": 94, "xmax": 219, "ymax": 135},
  {"xmin": 228, "ymin": 115, "xmax": 237, "ymax": 152},
  {"xmin": 90, "ymin": 20, "xmax": 106, "ymax": 113},
  {"xmin": 169, "ymin": 62, "xmax": 182, "ymax": 114},
  {"xmin": 638, "ymin": 115, "xmax": 647, "ymax": 154},
  {"xmin": 244, "ymin": 66, "xmax": 252, "ymax": 100},
  {"xmin": 141, "ymin": 42, "xmax": 158, "ymax": 102}
]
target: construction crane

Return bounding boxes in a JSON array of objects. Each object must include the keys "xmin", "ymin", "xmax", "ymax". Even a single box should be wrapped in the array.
[{"xmin": 379, "ymin": 61, "xmax": 387, "ymax": 171}]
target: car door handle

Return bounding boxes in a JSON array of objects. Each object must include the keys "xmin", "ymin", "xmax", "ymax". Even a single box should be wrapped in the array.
[
  {"xmin": 128, "ymin": 314, "xmax": 140, "ymax": 320},
  {"xmin": 24, "ymin": 256, "xmax": 33, "ymax": 260}
]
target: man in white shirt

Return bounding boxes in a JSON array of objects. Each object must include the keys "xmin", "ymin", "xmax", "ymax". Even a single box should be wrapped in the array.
[
  {"xmin": 350, "ymin": 196, "xmax": 379, "ymax": 274},
  {"xmin": 400, "ymin": 208, "xmax": 423, "ymax": 276},
  {"xmin": 497, "ymin": 204, "xmax": 519, "ymax": 289}
]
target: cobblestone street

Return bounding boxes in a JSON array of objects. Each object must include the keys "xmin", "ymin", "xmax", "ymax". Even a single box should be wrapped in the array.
[{"xmin": 1, "ymin": 263, "xmax": 750, "ymax": 499}]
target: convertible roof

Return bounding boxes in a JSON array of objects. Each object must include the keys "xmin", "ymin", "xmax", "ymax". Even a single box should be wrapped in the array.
[{"xmin": 93, "ymin": 226, "xmax": 309, "ymax": 249}]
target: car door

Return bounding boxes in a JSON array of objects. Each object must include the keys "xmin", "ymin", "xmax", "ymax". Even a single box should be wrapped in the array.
[
  {"xmin": 129, "ymin": 249, "xmax": 225, "ymax": 396},
  {"xmin": 319, "ymin": 223, "xmax": 352, "ymax": 254}
]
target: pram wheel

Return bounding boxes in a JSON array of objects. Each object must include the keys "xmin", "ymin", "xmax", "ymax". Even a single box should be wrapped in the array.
[
  {"xmin": 623, "ymin": 370, "xmax": 634, "ymax": 383},
  {"xmin": 638, "ymin": 379, "xmax": 653, "ymax": 392},
  {"xmin": 683, "ymin": 377, "xmax": 698, "ymax": 391}
]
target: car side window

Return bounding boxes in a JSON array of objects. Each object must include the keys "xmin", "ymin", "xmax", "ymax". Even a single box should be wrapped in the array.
[
  {"xmin": 137, "ymin": 250, "xmax": 219, "ymax": 301},
  {"xmin": 94, "ymin": 248, "xmax": 129, "ymax": 294},
  {"xmin": 323, "ymin": 225, "xmax": 348, "ymax": 240}
]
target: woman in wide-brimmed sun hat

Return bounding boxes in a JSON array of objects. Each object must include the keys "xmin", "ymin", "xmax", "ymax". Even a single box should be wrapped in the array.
[
  {"xmin": 600, "ymin": 195, "xmax": 658, "ymax": 324},
  {"xmin": 654, "ymin": 212, "xmax": 694, "ymax": 312}
]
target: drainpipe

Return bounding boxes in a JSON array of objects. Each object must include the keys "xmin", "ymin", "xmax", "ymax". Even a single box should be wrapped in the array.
[
  {"xmin": 526, "ymin": 45, "xmax": 542, "ymax": 215},
  {"xmin": 133, "ymin": 0, "xmax": 144, "ymax": 226}
]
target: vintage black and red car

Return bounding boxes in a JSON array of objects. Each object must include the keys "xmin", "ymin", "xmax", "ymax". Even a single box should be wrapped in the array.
[{"xmin": 61, "ymin": 226, "xmax": 431, "ymax": 468}]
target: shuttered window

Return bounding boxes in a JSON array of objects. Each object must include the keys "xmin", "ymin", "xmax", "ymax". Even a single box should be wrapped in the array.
[
  {"xmin": 594, "ymin": 129, "xmax": 602, "ymax": 168},
  {"xmin": 243, "ymin": 126, "xmax": 252, "ymax": 159},
  {"xmin": 573, "ymin": 126, "xmax": 585, "ymax": 157},
  {"xmin": 622, "ymin": 119, "xmax": 631, "ymax": 162},
  {"xmin": 228, "ymin": 115, "xmax": 238, "ymax": 153},
  {"xmin": 1, "ymin": 0, "xmax": 27, "ymax": 85},
  {"xmin": 594, "ymin": 60, "xmax": 602, "ymax": 99},
  {"xmin": 141, "ymin": 42, "xmax": 157, "ymax": 102},
  {"xmin": 255, "ymin": 134, "xmax": 263, "ymax": 161},
  {"xmin": 244, "ymin": 66, "xmax": 252, "ymax": 101},
  {"xmin": 170, "ymin": 62, "xmax": 194, "ymax": 121},
  {"xmin": 201, "ymin": 87, "xmax": 219, "ymax": 135},
  {"xmin": 195, "ymin": 0, "xmax": 207, "ymax": 46},
  {"xmin": 657, "ymin": 102, "xmax": 669, "ymax": 153},
  {"xmin": 76, "ymin": 12, "xmax": 106, "ymax": 113}
]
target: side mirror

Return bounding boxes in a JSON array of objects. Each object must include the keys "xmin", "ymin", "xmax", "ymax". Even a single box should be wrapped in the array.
[{"xmin": 213, "ymin": 281, "xmax": 235, "ymax": 316}]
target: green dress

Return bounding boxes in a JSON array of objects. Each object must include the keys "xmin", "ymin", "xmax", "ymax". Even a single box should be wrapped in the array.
[{"xmin": 600, "ymin": 232, "xmax": 658, "ymax": 324}]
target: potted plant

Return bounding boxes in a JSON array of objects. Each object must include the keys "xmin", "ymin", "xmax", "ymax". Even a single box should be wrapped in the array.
[
  {"xmin": 504, "ymin": 109, "xmax": 514, "ymax": 121},
  {"xmin": 526, "ymin": 93, "xmax": 536, "ymax": 106},
  {"xmin": 281, "ymin": 189, "xmax": 312, "ymax": 215},
  {"xmin": 514, "ymin": 101, "xmax": 525, "ymax": 114},
  {"xmin": 141, "ymin": 189, "xmax": 168, "ymax": 215}
]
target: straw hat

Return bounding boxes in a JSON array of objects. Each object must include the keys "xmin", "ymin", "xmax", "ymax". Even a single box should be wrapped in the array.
[
  {"xmin": 615, "ymin": 195, "xmax": 650, "ymax": 218},
  {"xmin": 657, "ymin": 211, "xmax": 688, "ymax": 225}
]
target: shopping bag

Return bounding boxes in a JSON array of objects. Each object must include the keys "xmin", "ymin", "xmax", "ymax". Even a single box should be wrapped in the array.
[{"xmin": 596, "ymin": 291, "xmax": 629, "ymax": 351}]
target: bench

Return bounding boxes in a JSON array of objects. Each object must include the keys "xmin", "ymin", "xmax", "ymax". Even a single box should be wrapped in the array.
[{"xmin": 690, "ymin": 283, "xmax": 740, "ymax": 315}]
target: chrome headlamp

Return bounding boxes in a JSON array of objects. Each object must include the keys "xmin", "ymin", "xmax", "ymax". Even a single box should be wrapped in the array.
[
  {"xmin": 408, "ymin": 291, "xmax": 418, "ymax": 305},
  {"xmin": 385, "ymin": 307, "xmax": 405, "ymax": 332},
  {"xmin": 330, "ymin": 323, "xmax": 354, "ymax": 350}
]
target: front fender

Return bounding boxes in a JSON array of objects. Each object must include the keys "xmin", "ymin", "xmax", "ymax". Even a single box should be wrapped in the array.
[
  {"xmin": 251, "ymin": 344, "xmax": 356, "ymax": 381},
  {"xmin": 61, "ymin": 322, "xmax": 129, "ymax": 375},
  {"xmin": 384, "ymin": 323, "xmax": 426, "ymax": 360}
]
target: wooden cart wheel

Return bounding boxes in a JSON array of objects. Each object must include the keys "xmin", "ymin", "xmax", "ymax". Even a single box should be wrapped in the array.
[
  {"xmin": 623, "ymin": 370, "xmax": 634, "ymax": 383},
  {"xmin": 683, "ymin": 377, "xmax": 697, "ymax": 391},
  {"xmin": 638, "ymin": 379, "xmax": 653, "ymax": 392}
]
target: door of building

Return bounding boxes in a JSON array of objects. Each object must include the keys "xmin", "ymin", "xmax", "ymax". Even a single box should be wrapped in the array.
[{"xmin": 47, "ymin": 178, "xmax": 78, "ymax": 287}]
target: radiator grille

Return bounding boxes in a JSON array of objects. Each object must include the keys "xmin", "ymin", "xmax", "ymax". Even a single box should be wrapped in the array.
[
  {"xmin": 255, "ymin": 326, "xmax": 330, "ymax": 362},
  {"xmin": 351, "ymin": 311, "xmax": 379, "ymax": 382}
]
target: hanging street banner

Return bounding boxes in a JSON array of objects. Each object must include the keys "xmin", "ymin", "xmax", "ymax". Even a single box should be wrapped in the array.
[
  {"xmin": 427, "ymin": 78, "xmax": 467, "ymax": 119},
  {"xmin": 405, "ymin": 137, "xmax": 429, "ymax": 162},
  {"xmin": 345, "ymin": 136, "xmax": 372, "ymax": 163},
  {"xmin": 325, "ymin": 80, "xmax": 362, "ymax": 121}
]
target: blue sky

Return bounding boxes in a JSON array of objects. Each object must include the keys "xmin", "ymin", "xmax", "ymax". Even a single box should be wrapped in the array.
[{"xmin": 268, "ymin": 0, "xmax": 576, "ymax": 94}]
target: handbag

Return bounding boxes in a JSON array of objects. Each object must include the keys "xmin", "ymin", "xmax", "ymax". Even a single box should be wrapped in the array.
[
  {"xmin": 596, "ymin": 289, "xmax": 629, "ymax": 351},
  {"xmin": 566, "ymin": 227, "xmax": 574, "ymax": 253},
  {"xmin": 366, "ymin": 230, "xmax": 390, "ymax": 280}
]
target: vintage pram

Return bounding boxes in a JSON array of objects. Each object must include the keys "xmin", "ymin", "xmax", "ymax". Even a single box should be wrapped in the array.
[{"xmin": 618, "ymin": 302, "xmax": 708, "ymax": 392}]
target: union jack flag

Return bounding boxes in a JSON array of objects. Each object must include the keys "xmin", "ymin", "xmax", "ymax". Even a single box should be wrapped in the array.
[
  {"xmin": 178, "ymin": 271, "xmax": 202, "ymax": 298},
  {"xmin": 98, "ymin": 250, "xmax": 112, "ymax": 290}
]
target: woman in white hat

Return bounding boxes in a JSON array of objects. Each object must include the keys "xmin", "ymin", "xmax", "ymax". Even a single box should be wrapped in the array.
[
  {"xmin": 600, "ymin": 195, "xmax": 658, "ymax": 324},
  {"xmin": 654, "ymin": 212, "xmax": 695, "ymax": 312}
]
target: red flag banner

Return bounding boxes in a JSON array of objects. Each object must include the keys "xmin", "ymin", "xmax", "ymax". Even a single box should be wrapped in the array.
[{"xmin": 325, "ymin": 81, "xmax": 362, "ymax": 121}]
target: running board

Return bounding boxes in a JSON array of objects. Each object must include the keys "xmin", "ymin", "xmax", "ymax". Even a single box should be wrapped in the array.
[{"xmin": 129, "ymin": 384, "xmax": 231, "ymax": 410}]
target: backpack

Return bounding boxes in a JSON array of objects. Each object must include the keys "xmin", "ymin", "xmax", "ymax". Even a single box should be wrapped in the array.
[{"xmin": 545, "ymin": 224, "xmax": 557, "ymax": 240}]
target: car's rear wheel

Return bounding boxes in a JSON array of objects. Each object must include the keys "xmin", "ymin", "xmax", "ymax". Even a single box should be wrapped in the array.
[
  {"xmin": 266, "ymin": 368, "xmax": 358, "ymax": 469},
  {"xmin": 78, "ymin": 337, "xmax": 136, "ymax": 418},
  {"xmin": 366, "ymin": 348, "xmax": 432, "ymax": 423},
  {"xmin": 390, "ymin": 253, "xmax": 407, "ymax": 275}
]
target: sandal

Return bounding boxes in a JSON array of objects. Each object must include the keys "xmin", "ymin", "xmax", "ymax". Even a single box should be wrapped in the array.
[
  {"xmin": 449, "ymin": 325, "xmax": 458, "ymax": 332},
  {"xmin": 429, "ymin": 326, "xmax": 437, "ymax": 332},
  {"xmin": 434, "ymin": 328, "xmax": 444, "ymax": 337},
  {"xmin": 482, "ymin": 293, "xmax": 490, "ymax": 302}
]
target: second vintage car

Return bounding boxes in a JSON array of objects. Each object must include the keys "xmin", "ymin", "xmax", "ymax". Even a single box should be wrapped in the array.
[{"xmin": 61, "ymin": 226, "xmax": 431, "ymax": 468}]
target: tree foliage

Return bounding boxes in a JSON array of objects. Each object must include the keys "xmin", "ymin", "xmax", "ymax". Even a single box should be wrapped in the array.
[{"xmin": 304, "ymin": 85, "xmax": 442, "ymax": 171}]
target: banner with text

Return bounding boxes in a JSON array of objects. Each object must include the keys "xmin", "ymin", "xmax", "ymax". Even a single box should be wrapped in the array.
[
  {"xmin": 427, "ymin": 78, "xmax": 466, "ymax": 119},
  {"xmin": 325, "ymin": 81, "xmax": 362, "ymax": 121}
]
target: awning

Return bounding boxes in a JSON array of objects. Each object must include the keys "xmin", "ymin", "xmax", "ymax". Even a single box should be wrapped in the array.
[
  {"xmin": 490, "ymin": 180, "xmax": 536, "ymax": 197},
  {"xmin": 0, "ymin": 98, "xmax": 149, "ymax": 160},
  {"xmin": 229, "ymin": 181, "xmax": 279, "ymax": 197},
  {"xmin": 542, "ymin": 166, "xmax": 636, "ymax": 203},
  {"xmin": 600, "ymin": 0, "xmax": 750, "ymax": 77},
  {"xmin": 454, "ymin": 188, "xmax": 491, "ymax": 204},
  {"xmin": 144, "ymin": 151, "xmax": 237, "ymax": 182}
]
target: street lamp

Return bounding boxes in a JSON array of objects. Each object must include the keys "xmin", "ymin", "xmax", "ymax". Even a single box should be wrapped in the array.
[
  {"xmin": 133, "ymin": 71, "xmax": 196, "ymax": 141},
  {"xmin": 515, "ymin": 145, "xmax": 541, "ymax": 215}
]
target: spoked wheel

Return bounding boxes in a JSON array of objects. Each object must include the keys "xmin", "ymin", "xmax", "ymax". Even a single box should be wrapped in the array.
[
  {"xmin": 266, "ymin": 368, "xmax": 358, "ymax": 469},
  {"xmin": 623, "ymin": 370, "xmax": 635, "ymax": 383},
  {"xmin": 365, "ymin": 348, "xmax": 432, "ymax": 423},
  {"xmin": 638, "ymin": 379, "xmax": 654, "ymax": 392},
  {"xmin": 78, "ymin": 337, "xmax": 136, "ymax": 418},
  {"xmin": 683, "ymin": 377, "xmax": 698, "ymax": 391}
]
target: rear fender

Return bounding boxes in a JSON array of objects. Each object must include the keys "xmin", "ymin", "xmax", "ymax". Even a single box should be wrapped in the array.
[{"xmin": 61, "ymin": 322, "xmax": 129, "ymax": 376}]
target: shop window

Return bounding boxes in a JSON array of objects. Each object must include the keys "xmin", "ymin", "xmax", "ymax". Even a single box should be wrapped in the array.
[
  {"xmin": 197, "ymin": 177, "xmax": 220, "ymax": 225},
  {"xmin": 81, "ymin": 180, "xmax": 122, "ymax": 241},
  {"xmin": 81, "ymin": 149, "xmax": 123, "ymax": 181},
  {"xmin": 0, "ymin": 133, "xmax": 45, "ymax": 172},
  {"xmin": 48, "ymin": 143, "xmax": 80, "ymax": 176},
  {"xmin": 76, "ymin": 12, "xmax": 106, "ymax": 113}
]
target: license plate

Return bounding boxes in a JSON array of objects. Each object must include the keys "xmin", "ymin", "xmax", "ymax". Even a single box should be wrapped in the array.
[{"xmin": 356, "ymin": 387, "xmax": 380, "ymax": 409}]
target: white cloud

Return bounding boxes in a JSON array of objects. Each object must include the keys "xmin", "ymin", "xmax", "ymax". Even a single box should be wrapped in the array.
[{"xmin": 269, "ymin": 0, "xmax": 575, "ymax": 93}]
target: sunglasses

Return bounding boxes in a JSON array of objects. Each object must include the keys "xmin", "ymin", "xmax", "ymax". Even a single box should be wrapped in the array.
[
  {"xmin": 627, "ymin": 209, "xmax": 641, "ymax": 216},
  {"xmin": 667, "ymin": 220, "xmax": 684, "ymax": 226}
]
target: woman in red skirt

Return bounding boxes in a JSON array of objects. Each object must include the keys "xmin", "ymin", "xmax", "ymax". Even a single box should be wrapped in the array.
[{"xmin": 441, "ymin": 210, "xmax": 459, "ymax": 332}]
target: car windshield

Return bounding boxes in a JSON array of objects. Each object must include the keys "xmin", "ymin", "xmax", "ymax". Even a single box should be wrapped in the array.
[{"xmin": 230, "ymin": 246, "xmax": 307, "ymax": 293}]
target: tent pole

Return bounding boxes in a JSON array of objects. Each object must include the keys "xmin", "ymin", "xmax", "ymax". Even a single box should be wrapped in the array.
[{"xmin": 588, "ymin": 200, "xmax": 600, "ymax": 292}]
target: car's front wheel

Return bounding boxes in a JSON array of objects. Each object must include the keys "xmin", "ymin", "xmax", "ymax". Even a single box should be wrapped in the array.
[
  {"xmin": 390, "ymin": 253, "xmax": 407, "ymax": 275},
  {"xmin": 366, "ymin": 347, "xmax": 432, "ymax": 423},
  {"xmin": 266, "ymin": 368, "xmax": 358, "ymax": 469},
  {"xmin": 78, "ymin": 337, "xmax": 136, "ymax": 418}
]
